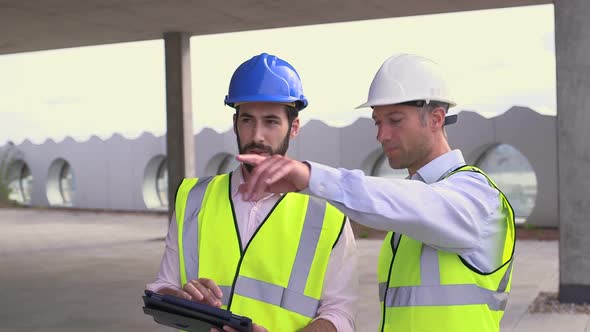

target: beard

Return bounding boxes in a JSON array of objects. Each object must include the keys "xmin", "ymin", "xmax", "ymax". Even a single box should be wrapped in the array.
[{"xmin": 237, "ymin": 129, "xmax": 291, "ymax": 173}]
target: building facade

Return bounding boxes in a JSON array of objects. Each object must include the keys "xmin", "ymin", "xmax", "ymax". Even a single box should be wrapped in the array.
[{"xmin": 2, "ymin": 107, "xmax": 556, "ymax": 227}]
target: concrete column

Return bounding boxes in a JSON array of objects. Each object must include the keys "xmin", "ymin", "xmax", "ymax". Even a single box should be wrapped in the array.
[
  {"xmin": 164, "ymin": 32, "xmax": 195, "ymax": 220},
  {"xmin": 554, "ymin": 0, "xmax": 590, "ymax": 304}
]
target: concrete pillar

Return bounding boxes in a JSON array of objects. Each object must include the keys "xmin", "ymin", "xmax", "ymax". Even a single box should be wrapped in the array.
[
  {"xmin": 163, "ymin": 32, "xmax": 195, "ymax": 220},
  {"xmin": 554, "ymin": 0, "xmax": 590, "ymax": 304}
]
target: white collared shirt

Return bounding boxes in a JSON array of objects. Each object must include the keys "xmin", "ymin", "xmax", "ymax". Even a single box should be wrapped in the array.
[
  {"xmin": 147, "ymin": 167, "xmax": 358, "ymax": 331},
  {"xmin": 303, "ymin": 149, "xmax": 509, "ymax": 273}
]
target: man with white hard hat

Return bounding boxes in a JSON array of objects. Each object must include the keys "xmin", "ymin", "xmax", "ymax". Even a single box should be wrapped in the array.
[{"xmin": 237, "ymin": 53, "xmax": 516, "ymax": 331}]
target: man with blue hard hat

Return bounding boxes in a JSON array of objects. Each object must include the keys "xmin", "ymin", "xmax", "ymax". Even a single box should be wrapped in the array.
[{"xmin": 147, "ymin": 53, "xmax": 358, "ymax": 332}]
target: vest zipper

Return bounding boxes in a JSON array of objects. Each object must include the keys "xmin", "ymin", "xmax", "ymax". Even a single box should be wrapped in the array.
[{"xmin": 225, "ymin": 183, "xmax": 287, "ymax": 310}]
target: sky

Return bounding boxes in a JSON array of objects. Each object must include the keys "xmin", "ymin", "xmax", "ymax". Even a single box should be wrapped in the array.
[{"xmin": 0, "ymin": 4, "xmax": 556, "ymax": 145}]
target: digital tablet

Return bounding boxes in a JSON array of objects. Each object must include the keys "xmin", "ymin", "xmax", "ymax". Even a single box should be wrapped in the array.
[{"xmin": 142, "ymin": 290, "xmax": 253, "ymax": 332}]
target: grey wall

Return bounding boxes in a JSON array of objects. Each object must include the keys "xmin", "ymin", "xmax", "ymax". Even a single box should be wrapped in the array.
[
  {"xmin": 341, "ymin": 118, "xmax": 382, "ymax": 172},
  {"xmin": 16, "ymin": 133, "xmax": 166, "ymax": 211},
  {"xmin": 8, "ymin": 108, "xmax": 557, "ymax": 227},
  {"xmin": 448, "ymin": 111, "xmax": 496, "ymax": 164},
  {"xmin": 298, "ymin": 120, "xmax": 344, "ymax": 168}
]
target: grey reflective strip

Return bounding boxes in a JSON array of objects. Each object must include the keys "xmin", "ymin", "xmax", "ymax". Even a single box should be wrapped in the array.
[
  {"xmin": 235, "ymin": 276, "xmax": 320, "ymax": 318},
  {"xmin": 420, "ymin": 245, "xmax": 440, "ymax": 285},
  {"xmin": 219, "ymin": 286, "xmax": 232, "ymax": 306},
  {"xmin": 384, "ymin": 284, "xmax": 509, "ymax": 311},
  {"xmin": 497, "ymin": 259, "xmax": 514, "ymax": 293},
  {"xmin": 287, "ymin": 197, "xmax": 327, "ymax": 294},
  {"xmin": 182, "ymin": 176, "xmax": 214, "ymax": 282},
  {"xmin": 379, "ymin": 282, "xmax": 387, "ymax": 302}
]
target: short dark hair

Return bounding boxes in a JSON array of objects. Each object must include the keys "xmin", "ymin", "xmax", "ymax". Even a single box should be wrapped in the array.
[{"xmin": 285, "ymin": 106, "xmax": 299, "ymax": 126}]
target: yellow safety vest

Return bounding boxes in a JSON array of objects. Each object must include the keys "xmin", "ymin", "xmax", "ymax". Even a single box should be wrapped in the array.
[
  {"xmin": 377, "ymin": 165, "xmax": 516, "ymax": 332},
  {"xmin": 175, "ymin": 173, "xmax": 346, "ymax": 331}
]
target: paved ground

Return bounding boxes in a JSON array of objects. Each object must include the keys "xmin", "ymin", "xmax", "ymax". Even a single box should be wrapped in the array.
[{"xmin": 0, "ymin": 208, "xmax": 588, "ymax": 331}]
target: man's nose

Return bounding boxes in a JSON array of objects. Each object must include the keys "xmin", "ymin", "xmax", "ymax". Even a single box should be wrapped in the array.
[
  {"xmin": 376, "ymin": 125, "xmax": 391, "ymax": 143},
  {"xmin": 253, "ymin": 122, "xmax": 265, "ymax": 143}
]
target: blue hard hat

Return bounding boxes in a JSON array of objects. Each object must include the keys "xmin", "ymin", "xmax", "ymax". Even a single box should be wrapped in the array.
[{"xmin": 224, "ymin": 53, "xmax": 308, "ymax": 111}]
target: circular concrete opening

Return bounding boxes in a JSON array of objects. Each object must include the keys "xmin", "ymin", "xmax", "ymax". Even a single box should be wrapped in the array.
[
  {"xmin": 6, "ymin": 160, "xmax": 33, "ymax": 204},
  {"xmin": 476, "ymin": 144, "xmax": 538, "ymax": 224},
  {"xmin": 143, "ymin": 155, "xmax": 167, "ymax": 209},
  {"xmin": 46, "ymin": 159, "xmax": 76, "ymax": 206},
  {"xmin": 205, "ymin": 153, "xmax": 240, "ymax": 176},
  {"xmin": 218, "ymin": 154, "xmax": 240, "ymax": 174}
]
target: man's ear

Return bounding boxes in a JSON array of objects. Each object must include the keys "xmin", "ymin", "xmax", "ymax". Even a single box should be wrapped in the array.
[
  {"xmin": 290, "ymin": 117, "xmax": 300, "ymax": 138},
  {"xmin": 430, "ymin": 107, "xmax": 446, "ymax": 130},
  {"xmin": 233, "ymin": 113, "xmax": 238, "ymax": 135}
]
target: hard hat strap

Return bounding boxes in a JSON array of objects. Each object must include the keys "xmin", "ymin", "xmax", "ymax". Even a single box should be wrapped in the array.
[
  {"xmin": 444, "ymin": 114, "xmax": 458, "ymax": 126},
  {"xmin": 400, "ymin": 100, "xmax": 457, "ymax": 126},
  {"xmin": 399, "ymin": 100, "xmax": 427, "ymax": 108}
]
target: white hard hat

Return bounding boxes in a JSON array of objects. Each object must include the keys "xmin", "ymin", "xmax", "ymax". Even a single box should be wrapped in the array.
[{"xmin": 356, "ymin": 54, "xmax": 456, "ymax": 109}]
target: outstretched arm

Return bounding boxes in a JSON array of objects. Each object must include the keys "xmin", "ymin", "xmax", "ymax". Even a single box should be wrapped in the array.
[{"xmin": 236, "ymin": 154, "xmax": 495, "ymax": 254}]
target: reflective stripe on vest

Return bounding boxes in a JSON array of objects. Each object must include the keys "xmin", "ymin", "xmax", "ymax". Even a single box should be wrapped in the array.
[
  {"xmin": 289, "ymin": 196, "xmax": 326, "ymax": 293},
  {"xmin": 379, "ymin": 256, "xmax": 513, "ymax": 311},
  {"xmin": 219, "ymin": 285, "xmax": 232, "ymax": 306},
  {"xmin": 233, "ymin": 196, "xmax": 327, "ymax": 317},
  {"xmin": 384, "ymin": 284, "xmax": 508, "ymax": 311},
  {"xmin": 234, "ymin": 276, "xmax": 319, "ymax": 318},
  {"xmin": 177, "ymin": 176, "xmax": 214, "ymax": 286}
]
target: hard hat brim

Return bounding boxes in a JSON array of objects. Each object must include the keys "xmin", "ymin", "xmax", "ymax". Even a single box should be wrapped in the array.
[
  {"xmin": 225, "ymin": 94, "xmax": 308, "ymax": 111},
  {"xmin": 355, "ymin": 99, "xmax": 457, "ymax": 110},
  {"xmin": 355, "ymin": 101, "xmax": 372, "ymax": 109}
]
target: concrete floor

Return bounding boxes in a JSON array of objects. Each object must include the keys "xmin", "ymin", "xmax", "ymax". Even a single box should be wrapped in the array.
[{"xmin": 0, "ymin": 208, "xmax": 588, "ymax": 331}]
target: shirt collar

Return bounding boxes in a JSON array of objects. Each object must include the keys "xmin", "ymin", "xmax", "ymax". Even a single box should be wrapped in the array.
[
  {"xmin": 230, "ymin": 165, "xmax": 277, "ymax": 201},
  {"xmin": 414, "ymin": 149, "xmax": 466, "ymax": 184}
]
